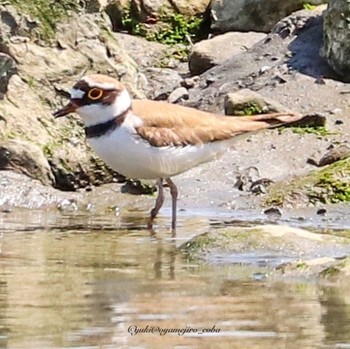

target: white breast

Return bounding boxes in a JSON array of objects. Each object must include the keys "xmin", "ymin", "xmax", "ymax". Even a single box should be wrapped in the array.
[{"xmin": 88, "ymin": 115, "xmax": 232, "ymax": 180}]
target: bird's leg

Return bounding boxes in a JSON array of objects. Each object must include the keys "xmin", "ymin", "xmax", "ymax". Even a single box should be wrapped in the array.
[
  {"xmin": 165, "ymin": 178, "xmax": 178, "ymax": 231},
  {"xmin": 147, "ymin": 178, "xmax": 164, "ymax": 230}
]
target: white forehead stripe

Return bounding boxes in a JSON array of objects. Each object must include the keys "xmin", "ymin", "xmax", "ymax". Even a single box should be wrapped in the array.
[
  {"xmin": 82, "ymin": 76, "xmax": 116, "ymax": 90},
  {"xmin": 70, "ymin": 88, "xmax": 85, "ymax": 99}
]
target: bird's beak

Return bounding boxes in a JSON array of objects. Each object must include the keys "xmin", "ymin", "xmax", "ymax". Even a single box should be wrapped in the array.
[{"xmin": 53, "ymin": 100, "xmax": 79, "ymax": 118}]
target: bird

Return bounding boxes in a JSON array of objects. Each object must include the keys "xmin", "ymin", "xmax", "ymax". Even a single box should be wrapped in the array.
[{"xmin": 53, "ymin": 74, "xmax": 306, "ymax": 231}]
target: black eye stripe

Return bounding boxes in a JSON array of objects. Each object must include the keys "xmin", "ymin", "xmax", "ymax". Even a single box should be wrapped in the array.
[
  {"xmin": 73, "ymin": 80, "xmax": 90, "ymax": 92},
  {"xmin": 73, "ymin": 84, "xmax": 121, "ymax": 106}
]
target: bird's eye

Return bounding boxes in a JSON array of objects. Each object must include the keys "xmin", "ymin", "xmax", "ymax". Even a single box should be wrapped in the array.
[{"xmin": 88, "ymin": 88, "xmax": 103, "ymax": 100}]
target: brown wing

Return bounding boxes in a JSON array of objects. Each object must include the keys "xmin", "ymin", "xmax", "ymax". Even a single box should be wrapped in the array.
[{"xmin": 132, "ymin": 99, "xmax": 303, "ymax": 147}]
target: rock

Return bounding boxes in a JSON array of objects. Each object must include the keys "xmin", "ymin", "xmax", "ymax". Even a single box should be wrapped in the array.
[
  {"xmin": 210, "ymin": 0, "xmax": 326, "ymax": 33},
  {"xmin": 189, "ymin": 31, "xmax": 266, "ymax": 75},
  {"xmin": 132, "ymin": 0, "xmax": 210, "ymax": 18},
  {"xmin": 85, "ymin": 0, "xmax": 109, "ymax": 12},
  {"xmin": 181, "ymin": 76, "xmax": 200, "ymax": 88},
  {"xmin": 0, "ymin": 140, "xmax": 53, "ymax": 185},
  {"xmin": 224, "ymin": 89, "xmax": 293, "ymax": 116},
  {"xmin": 0, "ymin": 6, "xmax": 145, "ymax": 190},
  {"xmin": 233, "ymin": 166, "xmax": 260, "ymax": 191},
  {"xmin": 264, "ymin": 158, "xmax": 350, "ymax": 207},
  {"xmin": 329, "ymin": 108, "xmax": 342, "ymax": 115},
  {"xmin": 0, "ymin": 170, "xmax": 143, "ymax": 211},
  {"xmin": 187, "ymin": 6, "xmax": 330, "ymax": 113},
  {"xmin": 0, "ymin": 53, "xmax": 17, "ymax": 97},
  {"xmin": 316, "ymin": 208, "xmax": 327, "ymax": 215},
  {"xmin": 142, "ymin": 67, "xmax": 183, "ymax": 99},
  {"xmin": 57, "ymin": 198, "xmax": 78, "ymax": 212},
  {"xmin": 271, "ymin": 6, "xmax": 325, "ymax": 38},
  {"xmin": 250, "ymin": 178, "xmax": 274, "ymax": 194},
  {"xmin": 316, "ymin": 145, "xmax": 350, "ymax": 167},
  {"xmin": 0, "ymin": 171, "xmax": 79, "ymax": 209},
  {"xmin": 55, "ymin": 14, "xmax": 101, "ymax": 48},
  {"xmin": 264, "ymin": 207, "xmax": 282, "ymax": 217},
  {"xmin": 115, "ymin": 32, "xmax": 168, "ymax": 68},
  {"xmin": 277, "ymin": 256, "xmax": 350, "ymax": 279},
  {"xmin": 233, "ymin": 166, "xmax": 273, "ymax": 194},
  {"xmin": 168, "ymin": 87, "xmax": 189, "ymax": 103},
  {"xmin": 322, "ymin": 0, "xmax": 350, "ymax": 81},
  {"xmin": 180, "ymin": 224, "xmax": 350, "ymax": 266},
  {"xmin": 165, "ymin": 0, "xmax": 210, "ymax": 16},
  {"xmin": 0, "ymin": 5, "xmax": 38, "ymax": 41},
  {"xmin": 108, "ymin": 0, "xmax": 210, "ymax": 33}
]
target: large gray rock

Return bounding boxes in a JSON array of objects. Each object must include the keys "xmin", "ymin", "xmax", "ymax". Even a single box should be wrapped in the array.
[
  {"xmin": 186, "ymin": 6, "xmax": 331, "ymax": 113},
  {"xmin": 0, "ymin": 5, "xmax": 144, "ymax": 190},
  {"xmin": 106, "ymin": 0, "xmax": 210, "ymax": 30},
  {"xmin": 189, "ymin": 31, "xmax": 266, "ymax": 75},
  {"xmin": 322, "ymin": 0, "xmax": 350, "ymax": 81},
  {"xmin": 130, "ymin": 0, "xmax": 210, "ymax": 17},
  {"xmin": 142, "ymin": 67, "xmax": 183, "ymax": 99},
  {"xmin": 0, "ymin": 140, "xmax": 53, "ymax": 185},
  {"xmin": 211, "ymin": 0, "xmax": 326, "ymax": 33},
  {"xmin": 0, "ymin": 5, "xmax": 39, "ymax": 41}
]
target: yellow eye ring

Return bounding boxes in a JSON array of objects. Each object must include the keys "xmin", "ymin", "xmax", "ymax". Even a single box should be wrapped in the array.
[{"xmin": 88, "ymin": 88, "xmax": 103, "ymax": 100}]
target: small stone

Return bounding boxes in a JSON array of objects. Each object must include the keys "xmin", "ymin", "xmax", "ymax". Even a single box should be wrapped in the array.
[
  {"xmin": 250, "ymin": 178, "xmax": 274, "ymax": 194},
  {"xmin": 316, "ymin": 208, "xmax": 327, "ymax": 215},
  {"xmin": 58, "ymin": 199, "xmax": 78, "ymax": 212},
  {"xmin": 259, "ymin": 65, "xmax": 271, "ymax": 74},
  {"xmin": 206, "ymin": 76, "xmax": 216, "ymax": 85},
  {"xmin": 181, "ymin": 76, "xmax": 200, "ymax": 89},
  {"xmin": 318, "ymin": 145, "xmax": 350, "ymax": 167},
  {"xmin": 264, "ymin": 207, "xmax": 283, "ymax": 217},
  {"xmin": 85, "ymin": 185, "xmax": 93, "ymax": 192},
  {"xmin": 69, "ymin": 137, "xmax": 80, "ymax": 147},
  {"xmin": 86, "ymin": 203, "xmax": 95, "ymax": 211},
  {"xmin": 253, "ymin": 272, "xmax": 268, "ymax": 281},
  {"xmin": 315, "ymin": 76, "xmax": 326, "ymax": 84},
  {"xmin": 154, "ymin": 93, "xmax": 168, "ymax": 101},
  {"xmin": 9, "ymin": 36, "xmax": 30, "ymax": 44},
  {"xmin": 273, "ymin": 74, "xmax": 288, "ymax": 84},
  {"xmin": 225, "ymin": 89, "xmax": 293, "ymax": 116},
  {"xmin": 329, "ymin": 108, "xmax": 342, "ymax": 115},
  {"xmin": 166, "ymin": 59, "xmax": 179, "ymax": 69},
  {"xmin": 0, "ymin": 206, "xmax": 12, "ymax": 213},
  {"xmin": 168, "ymin": 87, "xmax": 189, "ymax": 104}
]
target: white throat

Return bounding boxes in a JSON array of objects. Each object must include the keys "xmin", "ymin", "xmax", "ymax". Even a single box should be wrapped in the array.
[{"xmin": 75, "ymin": 89, "xmax": 132, "ymax": 127}]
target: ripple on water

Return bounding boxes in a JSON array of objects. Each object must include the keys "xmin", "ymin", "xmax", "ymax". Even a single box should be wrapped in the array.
[{"xmin": 0, "ymin": 209, "xmax": 349, "ymax": 348}]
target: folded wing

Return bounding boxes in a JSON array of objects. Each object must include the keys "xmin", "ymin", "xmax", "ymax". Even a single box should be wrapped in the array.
[{"xmin": 132, "ymin": 99, "xmax": 304, "ymax": 147}]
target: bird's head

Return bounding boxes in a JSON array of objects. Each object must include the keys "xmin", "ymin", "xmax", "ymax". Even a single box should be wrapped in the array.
[{"xmin": 53, "ymin": 74, "xmax": 132, "ymax": 126}]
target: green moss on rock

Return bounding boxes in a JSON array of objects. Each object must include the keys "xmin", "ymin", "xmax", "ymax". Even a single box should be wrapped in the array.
[
  {"xmin": 238, "ymin": 102, "xmax": 264, "ymax": 116},
  {"xmin": 120, "ymin": 6, "xmax": 204, "ymax": 60},
  {"xmin": 265, "ymin": 158, "xmax": 350, "ymax": 206},
  {"xmin": 6, "ymin": 0, "xmax": 81, "ymax": 41}
]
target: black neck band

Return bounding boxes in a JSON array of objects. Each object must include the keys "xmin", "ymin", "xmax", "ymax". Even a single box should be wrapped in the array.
[{"xmin": 84, "ymin": 108, "xmax": 130, "ymax": 138}]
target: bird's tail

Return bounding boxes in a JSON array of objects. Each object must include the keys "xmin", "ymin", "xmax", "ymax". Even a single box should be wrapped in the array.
[{"xmin": 235, "ymin": 112, "xmax": 325, "ymax": 129}]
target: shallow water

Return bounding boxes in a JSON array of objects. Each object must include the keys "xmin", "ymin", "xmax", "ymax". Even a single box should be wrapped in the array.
[{"xmin": 0, "ymin": 209, "xmax": 350, "ymax": 349}]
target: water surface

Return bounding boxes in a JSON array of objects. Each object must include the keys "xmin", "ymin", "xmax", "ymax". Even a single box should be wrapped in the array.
[{"xmin": 0, "ymin": 209, "xmax": 350, "ymax": 349}]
